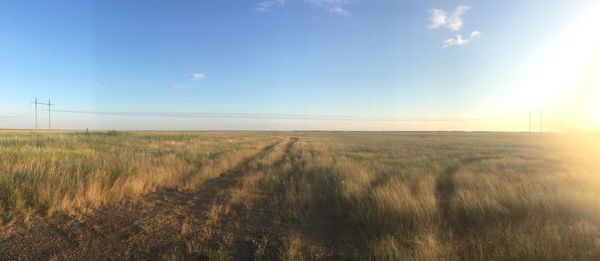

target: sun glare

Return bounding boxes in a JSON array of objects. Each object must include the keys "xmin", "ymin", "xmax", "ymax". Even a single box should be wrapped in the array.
[
  {"xmin": 522, "ymin": 3, "xmax": 600, "ymax": 131},
  {"xmin": 595, "ymin": 94, "xmax": 600, "ymax": 129}
]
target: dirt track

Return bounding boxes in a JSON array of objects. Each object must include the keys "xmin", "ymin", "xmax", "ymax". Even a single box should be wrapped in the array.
[
  {"xmin": 0, "ymin": 137, "xmax": 367, "ymax": 260},
  {"xmin": 0, "ymin": 140, "xmax": 289, "ymax": 260}
]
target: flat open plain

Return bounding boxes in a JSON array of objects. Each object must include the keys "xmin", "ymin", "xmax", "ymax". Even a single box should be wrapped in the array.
[{"xmin": 1, "ymin": 131, "xmax": 599, "ymax": 260}]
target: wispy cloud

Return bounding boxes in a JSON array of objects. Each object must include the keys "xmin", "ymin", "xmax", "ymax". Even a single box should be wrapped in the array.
[
  {"xmin": 169, "ymin": 72, "xmax": 205, "ymax": 91},
  {"xmin": 442, "ymin": 35, "xmax": 468, "ymax": 48},
  {"xmin": 190, "ymin": 73, "xmax": 206, "ymax": 80},
  {"xmin": 429, "ymin": 5, "xmax": 480, "ymax": 48},
  {"xmin": 429, "ymin": 9, "xmax": 447, "ymax": 29},
  {"xmin": 328, "ymin": 6, "xmax": 349, "ymax": 16},
  {"xmin": 255, "ymin": 0, "xmax": 352, "ymax": 15},
  {"xmin": 428, "ymin": 5, "xmax": 471, "ymax": 32},
  {"xmin": 169, "ymin": 84, "xmax": 185, "ymax": 90},
  {"xmin": 442, "ymin": 31, "xmax": 480, "ymax": 48},
  {"xmin": 306, "ymin": 0, "xmax": 352, "ymax": 15},
  {"xmin": 255, "ymin": 0, "xmax": 288, "ymax": 12}
]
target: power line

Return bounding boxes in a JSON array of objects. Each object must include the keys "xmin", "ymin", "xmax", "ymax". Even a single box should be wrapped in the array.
[
  {"xmin": 529, "ymin": 109, "xmax": 531, "ymax": 134},
  {"xmin": 0, "ymin": 113, "xmax": 31, "ymax": 119},
  {"xmin": 30, "ymin": 98, "xmax": 54, "ymax": 130},
  {"xmin": 33, "ymin": 97, "xmax": 37, "ymax": 130},
  {"xmin": 0, "ymin": 115, "xmax": 33, "ymax": 122},
  {"xmin": 45, "ymin": 108, "xmax": 519, "ymax": 122},
  {"xmin": 0, "ymin": 109, "xmax": 31, "ymax": 117},
  {"xmin": 540, "ymin": 109, "xmax": 543, "ymax": 134}
]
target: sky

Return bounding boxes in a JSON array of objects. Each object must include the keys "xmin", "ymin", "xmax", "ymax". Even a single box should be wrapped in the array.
[{"xmin": 0, "ymin": 0, "xmax": 599, "ymax": 131}]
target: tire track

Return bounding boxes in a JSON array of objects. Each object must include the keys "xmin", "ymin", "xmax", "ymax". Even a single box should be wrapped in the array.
[
  {"xmin": 178, "ymin": 137, "xmax": 293, "ymax": 260},
  {"xmin": 258, "ymin": 137, "xmax": 365, "ymax": 259},
  {"xmin": 0, "ymin": 139, "xmax": 286, "ymax": 260},
  {"xmin": 435, "ymin": 156, "xmax": 493, "ymax": 231}
]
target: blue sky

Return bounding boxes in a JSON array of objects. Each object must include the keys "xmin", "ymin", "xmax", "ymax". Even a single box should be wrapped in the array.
[{"xmin": 1, "ymin": 0, "xmax": 599, "ymax": 131}]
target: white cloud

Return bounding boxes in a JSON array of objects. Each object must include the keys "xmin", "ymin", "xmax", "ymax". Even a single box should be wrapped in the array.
[
  {"xmin": 447, "ymin": 5, "xmax": 470, "ymax": 31},
  {"xmin": 328, "ymin": 6, "xmax": 350, "ymax": 16},
  {"xmin": 429, "ymin": 5, "xmax": 471, "ymax": 32},
  {"xmin": 429, "ymin": 5, "xmax": 480, "ymax": 48},
  {"xmin": 306, "ymin": 0, "xmax": 352, "ymax": 15},
  {"xmin": 191, "ymin": 73, "xmax": 206, "ymax": 80},
  {"xmin": 255, "ymin": 0, "xmax": 352, "ymax": 15},
  {"xmin": 255, "ymin": 0, "xmax": 288, "ymax": 12},
  {"xmin": 169, "ymin": 84, "xmax": 185, "ymax": 90},
  {"xmin": 442, "ymin": 31, "xmax": 480, "ymax": 48},
  {"xmin": 442, "ymin": 35, "xmax": 468, "ymax": 48},
  {"xmin": 428, "ymin": 9, "xmax": 447, "ymax": 29}
]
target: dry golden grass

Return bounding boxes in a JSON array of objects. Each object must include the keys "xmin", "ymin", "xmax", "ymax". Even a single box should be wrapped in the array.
[
  {"xmin": 0, "ymin": 131, "xmax": 276, "ymax": 225},
  {"xmin": 249, "ymin": 132, "xmax": 600, "ymax": 259},
  {"xmin": 1, "ymin": 131, "xmax": 600, "ymax": 260}
]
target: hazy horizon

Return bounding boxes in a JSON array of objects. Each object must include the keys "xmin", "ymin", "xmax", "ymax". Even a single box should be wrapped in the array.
[{"xmin": 1, "ymin": 0, "xmax": 599, "ymax": 131}]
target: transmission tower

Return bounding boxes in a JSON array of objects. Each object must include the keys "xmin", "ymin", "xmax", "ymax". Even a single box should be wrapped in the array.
[{"xmin": 31, "ymin": 98, "xmax": 54, "ymax": 130}]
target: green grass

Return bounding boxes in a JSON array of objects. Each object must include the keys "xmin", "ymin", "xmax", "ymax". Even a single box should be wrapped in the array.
[{"xmin": 1, "ymin": 131, "xmax": 600, "ymax": 259}]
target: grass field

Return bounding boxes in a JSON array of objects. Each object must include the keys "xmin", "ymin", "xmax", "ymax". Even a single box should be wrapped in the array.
[{"xmin": 1, "ymin": 131, "xmax": 600, "ymax": 260}]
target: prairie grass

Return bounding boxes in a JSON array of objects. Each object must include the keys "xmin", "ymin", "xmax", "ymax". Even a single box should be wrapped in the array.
[
  {"xmin": 250, "ymin": 132, "xmax": 600, "ymax": 259},
  {"xmin": 1, "ymin": 131, "xmax": 600, "ymax": 260},
  {"xmin": 0, "ymin": 131, "xmax": 275, "ymax": 225}
]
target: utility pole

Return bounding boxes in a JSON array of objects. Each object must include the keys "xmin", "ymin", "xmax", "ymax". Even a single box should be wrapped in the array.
[
  {"xmin": 539, "ymin": 110, "xmax": 543, "ymax": 134},
  {"xmin": 31, "ymin": 98, "xmax": 54, "ymax": 130},
  {"xmin": 48, "ymin": 99, "xmax": 51, "ymax": 129},
  {"xmin": 528, "ymin": 109, "xmax": 531, "ymax": 134},
  {"xmin": 31, "ymin": 97, "xmax": 38, "ymax": 131}
]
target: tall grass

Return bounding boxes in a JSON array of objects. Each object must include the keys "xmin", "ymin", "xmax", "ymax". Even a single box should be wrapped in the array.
[
  {"xmin": 0, "ymin": 131, "xmax": 274, "ymax": 225},
  {"xmin": 251, "ymin": 133, "xmax": 600, "ymax": 260},
  {"xmin": 2, "ymin": 131, "xmax": 600, "ymax": 259}
]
